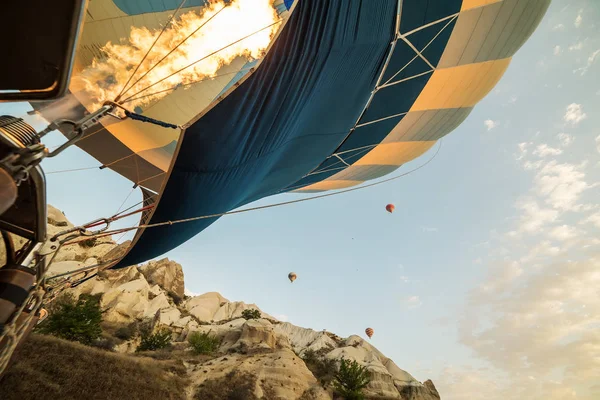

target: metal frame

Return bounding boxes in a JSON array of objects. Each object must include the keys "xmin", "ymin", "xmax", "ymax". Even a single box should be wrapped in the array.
[{"xmin": 0, "ymin": 0, "xmax": 87, "ymax": 102}]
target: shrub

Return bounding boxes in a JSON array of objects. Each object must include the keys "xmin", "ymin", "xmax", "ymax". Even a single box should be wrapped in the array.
[
  {"xmin": 91, "ymin": 336, "xmax": 117, "ymax": 351},
  {"xmin": 332, "ymin": 359, "xmax": 371, "ymax": 400},
  {"xmin": 36, "ymin": 293, "xmax": 102, "ymax": 345},
  {"xmin": 194, "ymin": 371, "xmax": 258, "ymax": 400},
  {"xmin": 114, "ymin": 322, "xmax": 138, "ymax": 340},
  {"xmin": 188, "ymin": 331, "xmax": 220, "ymax": 355},
  {"xmin": 241, "ymin": 309, "xmax": 261, "ymax": 320},
  {"xmin": 302, "ymin": 349, "xmax": 337, "ymax": 387},
  {"xmin": 136, "ymin": 329, "xmax": 172, "ymax": 352}
]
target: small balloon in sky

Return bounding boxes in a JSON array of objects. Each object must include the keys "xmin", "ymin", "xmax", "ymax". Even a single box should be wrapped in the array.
[
  {"xmin": 385, "ymin": 204, "xmax": 395, "ymax": 213},
  {"xmin": 288, "ymin": 272, "xmax": 297, "ymax": 283}
]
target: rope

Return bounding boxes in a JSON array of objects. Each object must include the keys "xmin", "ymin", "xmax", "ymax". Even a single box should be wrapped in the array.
[
  {"xmin": 114, "ymin": 0, "xmax": 188, "ymax": 102},
  {"xmin": 75, "ymin": 141, "xmax": 443, "ymax": 240},
  {"xmin": 124, "ymin": 110, "xmax": 179, "ymax": 129},
  {"xmin": 121, "ymin": 67, "xmax": 255, "ymax": 104},
  {"xmin": 118, "ymin": 3, "xmax": 228, "ymax": 101},
  {"xmin": 46, "ymin": 166, "xmax": 99, "ymax": 174},
  {"xmin": 115, "ymin": 187, "xmax": 136, "ymax": 216},
  {"xmin": 45, "ymin": 140, "xmax": 443, "ymax": 284},
  {"xmin": 122, "ymin": 19, "xmax": 283, "ymax": 102}
]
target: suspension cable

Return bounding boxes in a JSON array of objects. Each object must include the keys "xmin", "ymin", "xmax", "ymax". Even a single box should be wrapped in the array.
[
  {"xmin": 121, "ymin": 67, "xmax": 255, "ymax": 104},
  {"xmin": 47, "ymin": 141, "xmax": 442, "ymax": 283},
  {"xmin": 118, "ymin": 3, "xmax": 228, "ymax": 101},
  {"xmin": 114, "ymin": 0, "xmax": 189, "ymax": 102},
  {"xmin": 72, "ymin": 141, "xmax": 443, "ymax": 240},
  {"xmin": 122, "ymin": 19, "xmax": 283, "ymax": 103}
]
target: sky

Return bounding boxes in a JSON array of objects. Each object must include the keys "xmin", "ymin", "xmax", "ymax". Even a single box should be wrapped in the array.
[{"xmin": 2, "ymin": 1, "xmax": 599, "ymax": 398}]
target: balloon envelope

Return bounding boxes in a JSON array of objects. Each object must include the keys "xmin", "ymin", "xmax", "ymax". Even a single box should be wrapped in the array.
[
  {"xmin": 385, "ymin": 204, "xmax": 395, "ymax": 213},
  {"xmin": 288, "ymin": 272, "xmax": 297, "ymax": 282},
  {"xmin": 32, "ymin": 0, "xmax": 549, "ymax": 267},
  {"xmin": 365, "ymin": 327, "xmax": 374, "ymax": 339}
]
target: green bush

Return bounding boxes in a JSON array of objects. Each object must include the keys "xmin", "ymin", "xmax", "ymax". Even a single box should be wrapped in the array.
[
  {"xmin": 37, "ymin": 293, "xmax": 102, "ymax": 345},
  {"xmin": 241, "ymin": 309, "xmax": 261, "ymax": 320},
  {"xmin": 136, "ymin": 329, "xmax": 172, "ymax": 352},
  {"xmin": 114, "ymin": 322, "xmax": 138, "ymax": 340},
  {"xmin": 188, "ymin": 331, "xmax": 220, "ymax": 355},
  {"xmin": 91, "ymin": 336, "xmax": 117, "ymax": 351},
  {"xmin": 194, "ymin": 371, "xmax": 258, "ymax": 400},
  {"xmin": 332, "ymin": 359, "xmax": 371, "ymax": 400},
  {"xmin": 302, "ymin": 349, "xmax": 337, "ymax": 387}
]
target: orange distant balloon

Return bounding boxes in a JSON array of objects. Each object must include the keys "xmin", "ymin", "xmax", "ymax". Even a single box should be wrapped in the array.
[
  {"xmin": 385, "ymin": 204, "xmax": 395, "ymax": 213},
  {"xmin": 288, "ymin": 272, "xmax": 297, "ymax": 283},
  {"xmin": 365, "ymin": 327, "xmax": 374, "ymax": 339}
]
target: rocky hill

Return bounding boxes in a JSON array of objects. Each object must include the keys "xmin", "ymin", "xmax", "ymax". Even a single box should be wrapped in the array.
[{"xmin": 4, "ymin": 206, "xmax": 441, "ymax": 400}]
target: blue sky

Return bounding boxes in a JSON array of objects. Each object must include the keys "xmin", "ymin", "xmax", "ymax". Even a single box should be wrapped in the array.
[{"xmin": 2, "ymin": 1, "xmax": 599, "ymax": 398}]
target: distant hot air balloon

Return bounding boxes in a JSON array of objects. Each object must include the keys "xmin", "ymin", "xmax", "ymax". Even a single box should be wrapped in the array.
[
  {"xmin": 385, "ymin": 204, "xmax": 395, "ymax": 213},
  {"xmin": 288, "ymin": 272, "xmax": 297, "ymax": 283},
  {"xmin": 365, "ymin": 327, "xmax": 374, "ymax": 339}
]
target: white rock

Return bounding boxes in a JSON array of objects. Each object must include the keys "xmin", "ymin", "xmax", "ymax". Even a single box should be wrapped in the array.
[
  {"xmin": 185, "ymin": 292, "xmax": 229, "ymax": 322},
  {"xmin": 47, "ymin": 261, "xmax": 82, "ymax": 277},
  {"xmin": 139, "ymin": 258, "xmax": 185, "ymax": 299},
  {"xmin": 149, "ymin": 284, "xmax": 163, "ymax": 297},
  {"xmin": 155, "ymin": 307, "xmax": 181, "ymax": 326},
  {"xmin": 274, "ymin": 322, "xmax": 338, "ymax": 356},
  {"xmin": 143, "ymin": 292, "xmax": 171, "ymax": 319}
]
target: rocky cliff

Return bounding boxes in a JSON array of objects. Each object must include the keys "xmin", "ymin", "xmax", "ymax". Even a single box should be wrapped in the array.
[{"xmin": 38, "ymin": 206, "xmax": 441, "ymax": 399}]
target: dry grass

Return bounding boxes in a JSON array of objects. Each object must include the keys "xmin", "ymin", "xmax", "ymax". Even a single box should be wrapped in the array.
[{"xmin": 0, "ymin": 334, "xmax": 188, "ymax": 400}]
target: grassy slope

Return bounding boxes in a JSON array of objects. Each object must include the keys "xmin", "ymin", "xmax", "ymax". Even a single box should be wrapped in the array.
[{"xmin": 0, "ymin": 334, "xmax": 188, "ymax": 400}]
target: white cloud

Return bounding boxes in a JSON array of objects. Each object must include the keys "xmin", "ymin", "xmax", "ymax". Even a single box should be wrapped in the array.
[
  {"xmin": 484, "ymin": 119, "xmax": 499, "ymax": 131},
  {"xmin": 516, "ymin": 142, "xmax": 532, "ymax": 160},
  {"xmin": 403, "ymin": 295, "xmax": 422, "ymax": 309},
  {"xmin": 548, "ymin": 225, "xmax": 579, "ymax": 241},
  {"xmin": 557, "ymin": 133, "xmax": 574, "ymax": 147},
  {"xmin": 574, "ymin": 11, "xmax": 582, "ymax": 28},
  {"xmin": 441, "ymin": 134, "xmax": 600, "ymax": 400},
  {"xmin": 534, "ymin": 160, "xmax": 591, "ymax": 211},
  {"xmin": 421, "ymin": 226, "xmax": 438, "ymax": 233},
  {"xmin": 519, "ymin": 240, "xmax": 561, "ymax": 263},
  {"xmin": 457, "ymin": 254, "xmax": 600, "ymax": 400},
  {"xmin": 514, "ymin": 198, "xmax": 559, "ymax": 234},
  {"xmin": 568, "ymin": 41, "xmax": 583, "ymax": 51},
  {"xmin": 553, "ymin": 45, "xmax": 561, "ymax": 56},
  {"xmin": 582, "ymin": 211, "xmax": 600, "ymax": 228},
  {"xmin": 553, "ymin": 23, "xmax": 565, "ymax": 31},
  {"xmin": 274, "ymin": 314, "xmax": 289, "ymax": 322},
  {"xmin": 533, "ymin": 144, "xmax": 563, "ymax": 157},
  {"xmin": 563, "ymin": 103, "xmax": 586, "ymax": 125},
  {"xmin": 573, "ymin": 49, "xmax": 600, "ymax": 76}
]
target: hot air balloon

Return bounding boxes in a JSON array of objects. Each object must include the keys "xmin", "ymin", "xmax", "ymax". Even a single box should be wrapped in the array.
[
  {"xmin": 386, "ymin": 204, "xmax": 395, "ymax": 213},
  {"xmin": 288, "ymin": 272, "xmax": 297, "ymax": 283},
  {"xmin": 25, "ymin": 0, "xmax": 549, "ymax": 269},
  {"xmin": 0, "ymin": 0, "xmax": 550, "ymax": 372},
  {"xmin": 365, "ymin": 327, "xmax": 374, "ymax": 339}
]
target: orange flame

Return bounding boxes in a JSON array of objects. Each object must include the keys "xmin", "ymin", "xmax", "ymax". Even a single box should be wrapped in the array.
[{"xmin": 72, "ymin": 0, "xmax": 279, "ymax": 111}]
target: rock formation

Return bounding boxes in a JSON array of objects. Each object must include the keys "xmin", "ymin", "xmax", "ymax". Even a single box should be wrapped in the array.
[{"xmin": 39, "ymin": 207, "xmax": 441, "ymax": 399}]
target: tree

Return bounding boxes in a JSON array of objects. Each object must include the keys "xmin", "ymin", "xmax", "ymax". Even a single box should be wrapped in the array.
[
  {"xmin": 332, "ymin": 359, "xmax": 371, "ymax": 400},
  {"xmin": 188, "ymin": 331, "xmax": 220, "ymax": 355},
  {"xmin": 37, "ymin": 293, "xmax": 102, "ymax": 345},
  {"xmin": 241, "ymin": 309, "xmax": 261, "ymax": 320},
  {"xmin": 136, "ymin": 329, "xmax": 172, "ymax": 352}
]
